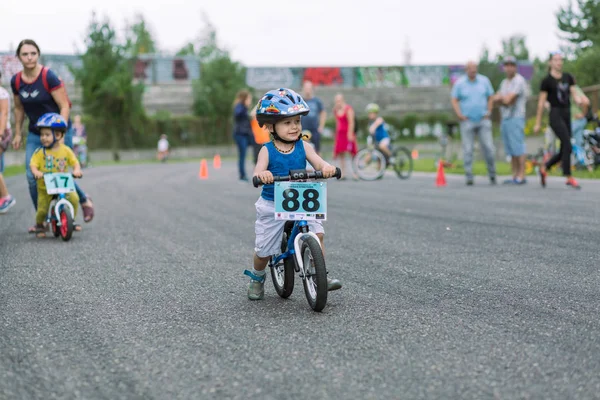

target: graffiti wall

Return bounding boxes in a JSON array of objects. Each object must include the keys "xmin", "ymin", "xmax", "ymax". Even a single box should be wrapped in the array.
[
  {"xmin": 0, "ymin": 53, "xmax": 201, "ymax": 85},
  {"xmin": 355, "ymin": 67, "xmax": 406, "ymax": 88},
  {"xmin": 0, "ymin": 52, "xmax": 536, "ymax": 89}
]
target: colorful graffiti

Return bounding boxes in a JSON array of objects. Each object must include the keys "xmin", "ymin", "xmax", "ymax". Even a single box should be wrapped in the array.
[
  {"xmin": 356, "ymin": 67, "xmax": 406, "ymax": 88},
  {"xmin": 302, "ymin": 67, "xmax": 353, "ymax": 87},
  {"xmin": 404, "ymin": 66, "xmax": 449, "ymax": 87}
]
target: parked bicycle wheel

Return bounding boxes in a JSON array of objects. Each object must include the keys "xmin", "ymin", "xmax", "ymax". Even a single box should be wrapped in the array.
[
  {"xmin": 392, "ymin": 147, "xmax": 413, "ymax": 179},
  {"xmin": 353, "ymin": 148, "xmax": 386, "ymax": 181}
]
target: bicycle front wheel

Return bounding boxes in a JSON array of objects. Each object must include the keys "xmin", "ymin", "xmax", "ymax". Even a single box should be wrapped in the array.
[
  {"xmin": 392, "ymin": 147, "xmax": 413, "ymax": 179},
  {"xmin": 301, "ymin": 237, "xmax": 328, "ymax": 312},
  {"xmin": 353, "ymin": 149, "xmax": 386, "ymax": 181}
]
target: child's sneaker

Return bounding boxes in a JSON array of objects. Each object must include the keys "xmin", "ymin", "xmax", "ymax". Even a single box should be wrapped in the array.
[
  {"xmin": 566, "ymin": 177, "xmax": 581, "ymax": 189},
  {"xmin": 244, "ymin": 270, "xmax": 266, "ymax": 300},
  {"xmin": 0, "ymin": 196, "xmax": 16, "ymax": 214},
  {"xmin": 327, "ymin": 277, "xmax": 342, "ymax": 291}
]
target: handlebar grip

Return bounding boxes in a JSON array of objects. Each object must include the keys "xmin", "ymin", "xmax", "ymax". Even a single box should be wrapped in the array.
[
  {"xmin": 252, "ymin": 176, "xmax": 262, "ymax": 188},
  {"xmin": 334, "ymin": 167, "xmax": 342, "ymax": 179}
]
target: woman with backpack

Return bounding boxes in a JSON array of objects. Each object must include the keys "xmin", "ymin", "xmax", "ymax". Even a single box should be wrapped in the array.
[{"xmin": 10, "ymin": 39, "xmax": 95, "ymax": 233}]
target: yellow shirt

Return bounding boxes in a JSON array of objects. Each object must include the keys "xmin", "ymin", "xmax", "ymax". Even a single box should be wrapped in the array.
[{"xmin": 30, "ymin": 144, "xmax": 78, "ymax": 191}]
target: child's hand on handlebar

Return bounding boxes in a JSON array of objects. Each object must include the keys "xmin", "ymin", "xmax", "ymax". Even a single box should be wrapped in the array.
[
  {"xmin": 33, "ymin": 171, "xmax": 44, "ymax": 180},
  {"xmin": 72, "ymin": 169, "xmax": 83, "ymax": 178},
  {"xmin": 256, "ymin": 171, "xmax": 274, "ymax": 184},
  {"xmin": 322, "ymin": 164, "xmax": 337, "ymax": 178}
]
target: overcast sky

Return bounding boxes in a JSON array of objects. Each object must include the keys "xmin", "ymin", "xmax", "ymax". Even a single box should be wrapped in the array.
[{"xmin": 2, "ymin": 0, "xmax": 569, "ymax": 66}]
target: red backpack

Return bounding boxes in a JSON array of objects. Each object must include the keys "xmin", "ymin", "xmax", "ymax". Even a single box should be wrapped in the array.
[{"xmin": 14, "ymin": 66, "xmax": 72, "ymax": 108}]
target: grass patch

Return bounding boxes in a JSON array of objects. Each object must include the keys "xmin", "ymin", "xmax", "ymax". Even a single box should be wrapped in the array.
[{"xmin": 412, "ymin": 158, "xmax": 600, "ymax": 179}]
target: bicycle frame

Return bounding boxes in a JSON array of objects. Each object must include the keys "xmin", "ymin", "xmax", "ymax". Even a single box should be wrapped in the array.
[
  {"xmin": 270, "ymin": 220, "xmax": 321, "ymax": 278},
  {"xmin": 48, "ymin": 193, "xmax": 75, "ymax": 227}
]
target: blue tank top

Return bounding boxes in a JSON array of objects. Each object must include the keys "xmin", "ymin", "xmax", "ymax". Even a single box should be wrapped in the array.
[
  {"xmin": 261, "ymin": 141, "xmax": 307, "ymax": 201},
  {"xmin": 370, "ymin": 120, "xmax": 389, "ymax": 142}
]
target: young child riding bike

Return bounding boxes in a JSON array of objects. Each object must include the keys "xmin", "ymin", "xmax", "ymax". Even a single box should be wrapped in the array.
[
  {"xmin": 29, "ymin": 113, "xmax": 83, "ymax": 237},
  {"xmin": 366, "ymin": 103, "xmax": 393, "ymax": 162},
  {"xmin": 244, "ymin": 88, "xmax": 342, "ymax": 300}
]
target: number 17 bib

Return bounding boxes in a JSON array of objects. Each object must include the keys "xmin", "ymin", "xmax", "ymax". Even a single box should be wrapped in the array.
[{"xmin": 274, "ymin": 182, "xmax": 327, "ymax": 221}]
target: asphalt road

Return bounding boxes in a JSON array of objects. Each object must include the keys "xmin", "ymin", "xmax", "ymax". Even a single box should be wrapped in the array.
[{"xmin": 1, "ymin": 160, "xmax": 599, "ymax": 400}]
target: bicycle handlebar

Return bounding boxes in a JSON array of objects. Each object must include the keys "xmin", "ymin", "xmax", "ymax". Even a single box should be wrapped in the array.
[{"xmin": 253, "ymin": 167, "xmax": 342, "ymax": 188}]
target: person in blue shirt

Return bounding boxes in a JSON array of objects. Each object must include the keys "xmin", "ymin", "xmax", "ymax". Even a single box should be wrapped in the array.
[
  {"xmin": 10, "ymin": 39, "xmax": 94, "ymax": 232},
  {"xmin": 300, "ymin": 81, "xmax": 326, "ymax": 156},
  {"xmin": 365, "ymin": 103, "xmax": 392, "ymax": 161},
  {"xmin": 244, "ymin": 88, "xmax": 342, "ymax": 301},
  {"xmin": 451, "ymin": 61, "xmax": 497, "ymax": 185}
]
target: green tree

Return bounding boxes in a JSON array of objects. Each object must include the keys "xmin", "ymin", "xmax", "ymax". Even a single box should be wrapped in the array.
[
  {"xmin": 557, "ymin": 0, "xmax": 600, "ymax": 49},
  {"xmin": 186, "ymin": 13, "xmax": 249, "ymax": 142},
  {"xmin": 501, "ymin": 34, "xmax": 530, "ymax": 61},
  {"xmin": 477, "ymin": 45, "xmax": 504, "ymax": 90},
  {"xmin": 126, "ymin": 13, "xmax": 157, "ymax": 56},
  {"xmin": 71, "ymin": 12, "xmax": 146, "ymax": 160}
]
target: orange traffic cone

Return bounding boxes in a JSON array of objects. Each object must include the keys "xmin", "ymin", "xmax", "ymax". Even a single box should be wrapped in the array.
[
  {"xmin": 436, "ymin": 159, "xmax": 447, "ymax": 187},
  {"xmin": 199, "ymin": 159, "xmax": 208, "ymax": 180},
  {"xmin": 213, "ymin": 154, "xmax": 221, "ymax": 169}
]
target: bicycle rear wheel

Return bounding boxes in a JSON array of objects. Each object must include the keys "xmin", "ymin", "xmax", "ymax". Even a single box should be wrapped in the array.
[
  {"xmin": 353, "ymin": 149, "xmax": 386, "ymax": 181},
  {"xmin": 392, "ymin": 147, "xmax": 413, "ymax": 179},
  {"xmin": 301, "ymin": 237, "xmax": 328, "ymax": 312}
]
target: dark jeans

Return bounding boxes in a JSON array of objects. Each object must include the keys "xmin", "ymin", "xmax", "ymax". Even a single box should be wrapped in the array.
[
  {"xmin": 234, "ymin": 134, "xmax": 250, "ymax": 180},
  {"xmin": 546, "ymin": 108, "xmax": 572, "ymax": 176}
]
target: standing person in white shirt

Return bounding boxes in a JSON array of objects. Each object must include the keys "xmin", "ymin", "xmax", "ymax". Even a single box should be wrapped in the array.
[
  {"xmin": 157, "ymin": 134, "xmax": 169, "ymax": 162},
  {"xmin": 0, "ymin": 71, "xmax": 16, "ymax": 213}
]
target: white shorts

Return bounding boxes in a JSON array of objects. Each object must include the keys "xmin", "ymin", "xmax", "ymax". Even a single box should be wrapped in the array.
[
  {"xmin": 254, "ymin": 196, "xmax": 324, "ymax": 258},
  {"xmin": 377, "ymin": 137, "xmax": 391, "ymax": 148}
]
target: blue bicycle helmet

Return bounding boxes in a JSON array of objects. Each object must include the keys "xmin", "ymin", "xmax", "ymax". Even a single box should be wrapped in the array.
[
  {"xmin": 255, "ymin": 88, "xmax": 310, "ymax": 144},
  {"xmin": 36, "ymin": 113, "xmax": 68, "ymax": 148}
]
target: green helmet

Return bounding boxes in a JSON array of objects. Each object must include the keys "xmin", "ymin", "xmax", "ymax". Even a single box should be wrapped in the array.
[{"xmin": 366, "ymin": 103, "xmax": 380, "ymax": 113}]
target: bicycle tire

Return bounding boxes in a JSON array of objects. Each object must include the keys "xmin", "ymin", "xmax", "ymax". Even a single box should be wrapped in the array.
[
  {"xmin": 392, "ymin": 146, "xmax": 413, "ymax": 179},
  {"xmin": 352, "ymin": 148, "xmax": 386, "ymax": 181},
  {"xmin": 51, "ymin": 208, "xmax": 60, "ymax": 237},
  {"xmin": 270, "ymin": 222, "xmax": 295, "ymax": 298},
  {"xmin": 59, "ymin": 207, "xmax": 74, "ymax": 242},
  {"xmin": 301, "ymin": 236, "xmax": 328, "ymax": 312}
]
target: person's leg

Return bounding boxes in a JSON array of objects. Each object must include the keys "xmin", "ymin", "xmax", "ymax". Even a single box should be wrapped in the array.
[
  {"xmin": 234, "ymin": 135, "xmax": 248, "ymax": 180},
  {"xmin": 545, "ymin": 110, "xmax": 566, "ymax": 171},
  {"xmin": 311, "ymin": 129, "xmax": 321, "ymax": 156},
  {"xmin": 501, "ymin": 119, "xmax": 517, "ymax": 181},
  {"xmin": 308, "ymin": 220, "xmax": 341, "ymax": 291},
  {"xmin": 0, "ymin": 153, "xmax": 7, "ymax": 197},
  {"xmin": 571, "ymin": 117, "xmax": 586, "ymax": 149},
  {"xmin": 66, "ymin": 192, "xmax": 82, "ymax": 231},
  {"xmin": 514, "ymin": 117, "xmax": 527, "ymax": 181},
  {"xmin": 478, "ymin": 119, "xmax": 496, "ymax": 181},
  {"xmin": 548, "ymin": 110, "xmax": 573, "ymax": 176},
  {"xmin": 35, "ymin": 190, "xmax": 52, "ymax": 237},
  {"xmin": 247, "ymin": 197, "xmax": 285, "ymax": 300},
  {"xmin": 25, "ymin": 133, "xmax": 42, "ymax": 209},
  {"xmin": 460, "ymin": 121, "xmax": 476, "ymax": 183}
]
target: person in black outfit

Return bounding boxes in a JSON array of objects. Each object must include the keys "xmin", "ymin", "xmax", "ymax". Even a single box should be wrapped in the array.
[{"xmin": 534, "ymin": 52, "xmax": 584, "ymax": 189}]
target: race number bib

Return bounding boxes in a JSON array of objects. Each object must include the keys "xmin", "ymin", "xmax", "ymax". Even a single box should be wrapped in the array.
[
  {"xmin": 44, "ymin": 173, "xmax": 76, "ymax": 195},
  {"xmin": 274, "ymin": 182, "xmax": 327, "ymax": 221}
]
